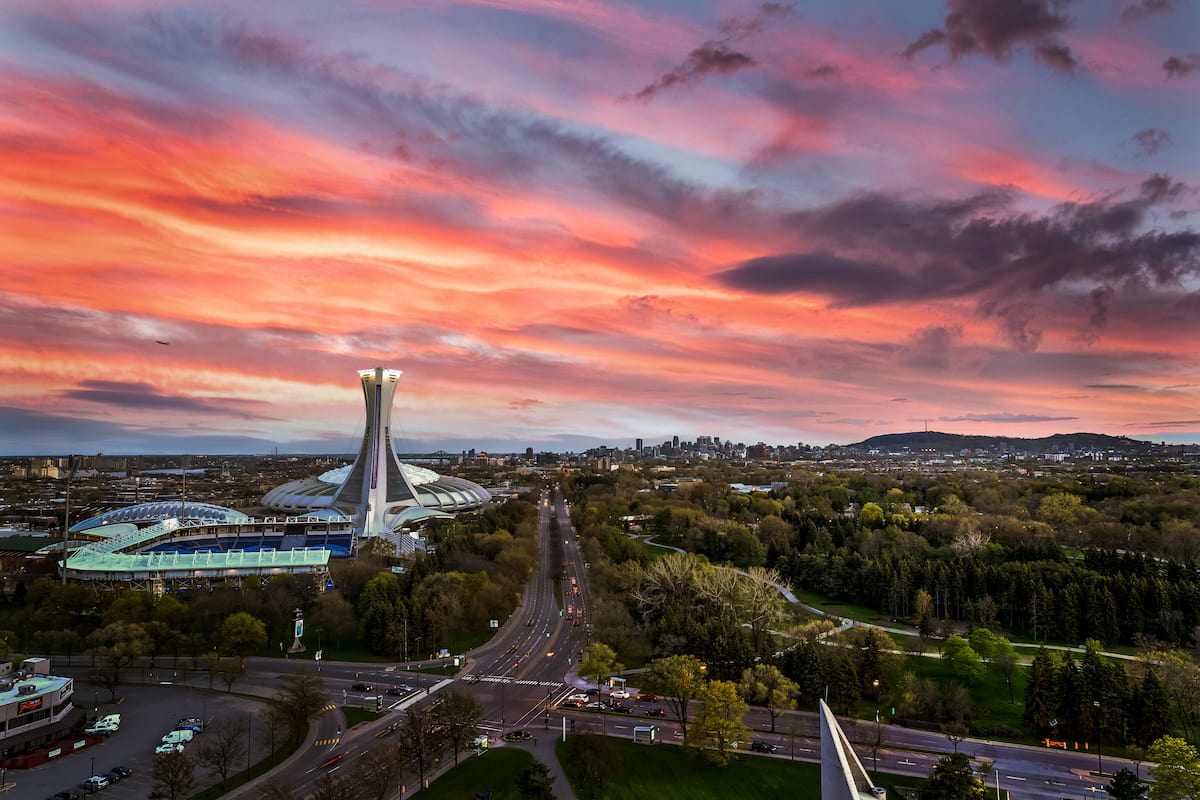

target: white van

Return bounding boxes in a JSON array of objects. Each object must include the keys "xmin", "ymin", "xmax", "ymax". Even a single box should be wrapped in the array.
[
  {"xmin": 161, "ymin": 729, "xmax": 194, "ymax": 744},
  {"xmin": 99, "ymin": 714, "xmax": 122, "ymax": 726}
]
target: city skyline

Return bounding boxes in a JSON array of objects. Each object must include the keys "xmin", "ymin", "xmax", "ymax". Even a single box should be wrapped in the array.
[{"xmin": 2, "ymin": 0, "xmax": 1198, "ymax": 456}]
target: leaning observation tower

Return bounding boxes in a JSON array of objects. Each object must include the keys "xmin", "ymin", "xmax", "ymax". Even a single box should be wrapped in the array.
[{"xmin": 260, "ymin": 368, "xmax": 492, "ymax": 536}]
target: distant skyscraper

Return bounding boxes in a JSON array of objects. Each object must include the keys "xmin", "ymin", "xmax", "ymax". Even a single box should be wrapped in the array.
[
  {"xmin": 672, "ymin": 435, "xmax": 679, "ymax": 448},
  {"xmin": 525, "ymin": 447, "xmax": 534, "ymax": 459},
  {"xmin": 635, "ymin": 438, "xmax": 643, "ymax": 451},
  {"xmin": 330, "ymin": 368, "xmax": 422, "ymax": 537}
]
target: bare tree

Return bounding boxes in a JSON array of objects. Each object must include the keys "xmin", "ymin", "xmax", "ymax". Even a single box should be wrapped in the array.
[
  {"xmin": 397, "ymin": 706, "xmax": 445, "ymax": 787},
  {"xmin": 311, "ymin": 771, "xmax": 354, "ymax": 800},
  {"xmin": 258, "ymin": 703, "xmax": 291, "ymax": 766},
  {"xmin": 218, "ymin": 660, "xmax": 245, "ymax": 692},
  {"xmin": 274, "ymin": 669, "xmax": 331, "ymax": 743},
  {"xmin": 196, "ymin": 716, "xmax": 247, "ymax": 788},
  {"xmin": 259, "ymin": 774, "xmax": 298, "ymax": 800},
  {"xmin": 148, "ymin": 750, "xmax": 197, "ymax": 800},
  {"xmin": 352, "ymin": 741, "xmax": 404, "ymax": 800},
  {"xmin": 433, "ymin": 689, "xmax": 484, "ymax": 766}
]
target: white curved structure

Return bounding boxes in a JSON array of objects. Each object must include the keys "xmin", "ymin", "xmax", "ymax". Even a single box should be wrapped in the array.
[{"xmin": 261, "ymin": 367, "xmax": 491, "ymax": 533}]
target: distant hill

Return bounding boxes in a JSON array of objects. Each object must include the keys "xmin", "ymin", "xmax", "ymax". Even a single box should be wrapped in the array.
[{"xmin": 847, "ymin": 431, "xmax": 1154, "ymax": 454}]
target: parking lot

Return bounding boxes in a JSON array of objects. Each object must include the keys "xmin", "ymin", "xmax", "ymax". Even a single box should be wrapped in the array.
[{"xmin": 10, "ymin": 681, "xmax": 271, "ymax": 799}]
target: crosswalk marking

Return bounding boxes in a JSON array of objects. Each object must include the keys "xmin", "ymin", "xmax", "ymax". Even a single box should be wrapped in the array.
[
  {"xmin": 314, "ymin": 737, "xmax": 342, "ymax": 746},
  {"xmin": 472, "ymin": 674, "xmax": 563, "ymax": 686}
]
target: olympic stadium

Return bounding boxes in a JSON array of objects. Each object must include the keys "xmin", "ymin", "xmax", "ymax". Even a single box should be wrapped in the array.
[{"xmin": 59, "ymin": 368, "xmax": 492, "ymax": 588}]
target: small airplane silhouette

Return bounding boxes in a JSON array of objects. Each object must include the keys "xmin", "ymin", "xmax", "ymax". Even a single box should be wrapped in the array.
[{"xmin": 155, "ymin": 340, "xmax": 170, "ymax": 345}]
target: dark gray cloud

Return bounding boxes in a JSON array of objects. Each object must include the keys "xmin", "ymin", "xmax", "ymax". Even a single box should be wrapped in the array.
[
  {"xmin": 1086, "ymin": 384, "xmax": 1142, "ymax": 389},
  {"xmin": 715, "ymin": 174, "xmax": 1200, "ymax": 350},
  {"xmin": 904, "ymin": 325, "xmax": 963, "ymax": 370},
  {"xmin": 1163, "ymin": 54, "xmax": 1200, "ymax": 76},
  {"xmin": 62, "ymin": 380, "xmax": 278, "ymax": 419},
  {"xmin": 632, "ymin": 42, "xmax": 755, "ymax": 101},
  {"xmin": 1133, "ymin": 127, "xmax": 1172, "ymax": 155},
  {"xmin": 632, "ymin": 2, "xmax": 793, "ymax": 101},
  {"xmin": 1120, "ymin": 0, "xmax": 1178, "ymax": 23},
  {"xmin": 905, "ymin": 0, "xmax": 1079, "ymax": 74},
  {"xmin": 940, "ymin": 412, "xmax": 1079, "ymax": 423},
  {"xmin": 1145, "ymin": 419, "xmax": 1200, "ymax": 426}
]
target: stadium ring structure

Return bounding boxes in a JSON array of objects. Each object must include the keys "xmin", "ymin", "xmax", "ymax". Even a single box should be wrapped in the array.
[{"xmin": 57, "ymin": 366, "xmax": 494, "ymax": 588}]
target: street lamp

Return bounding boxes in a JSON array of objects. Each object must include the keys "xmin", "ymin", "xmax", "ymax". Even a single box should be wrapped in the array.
[{"xmin": 1093, "ymin": 700, "xmax": 1103, "ymax": 775}]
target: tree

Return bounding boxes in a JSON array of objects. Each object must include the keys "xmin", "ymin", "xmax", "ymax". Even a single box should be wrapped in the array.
[
  {"xmin": 924, "ymin": 752, "xmax": 985, "ymax": 799},
  {"xmin": 274, "ymin": 669, "xmax": 330, "ymax": 743},
  {"xmin": 640, "ymin": 654, "xmax": 707, "ymax": 736},
  {"xmin": 218, "ymin": 612, "xmax": 268, "ymax": 667},
  {"xmin": 353, "ymin": 742, "xmax": 404, "ymax": 800},
  {"xmin": 218, "ymin": 659, "xmax": 245, "ymax": 692},
  {"xmin": 941, "ymin": 636, "xmax": 984, "ymax": 684},
  {"xmin": 1133, "ymin": 670, "xmax": 1172, "ymax": 749},
  {"xmin": 311, "ymin": 591, "xmax": 358, "ymax": 649},
  {"xmin": 686, "ymin": 680, "xmax": 751, "ymax": 767},
  {"xmin": 516, "ymin": 760, "xmax": 557, "ymax": 800},
  {"xmin": 1023, "ymin": 648, "xmax": 1056, "ymax": 734},
  {"xmin": 397, "ymin": 706, "xmax": 445, "ymax": 787},
  {"xmin": 1107, "ymin": 768, "xmax": 1149, "ymax": 800},
  {"xmin": 196, "ymin": 716, "xmax": 247, "ymax": 788},
  {"xmin": 1147, "ymin": 736, "xmax": 1200, "ymax": 800},
  {"xmin": 259, "ymin": 775, "xmax": 298, "ymax": 800},
  {"xmin": 433, "ymin": 689, "xmax": 484, "ymax": 766},
  {"xmin": 148, "ymin": 750, "xmax": 197, "ymax": 800},
  {"xmin": 563, "ymin": 733, "xmax": 621, "ymax": 799},
  {"xmin": 990, "ymin": 636, "xmax": 1020, "ymax": 703},
  {"xmin": 310, "ymin": 772, "xmax": 350, "ymax": 800},
  {"xmin": 258, "ymin": 703, "xmax": 292, "ymax": 766},
  {"xmin": 579, "ymin": 642, "xmax": 622, "ymax": 695},
  {"xmin": 941, "ymin": 721, "xmax": 969, "ymax": 754},
  {"xmin": 737, "ymin": 664, "xmax": 797, "ymax": 733},
  {"xmin": 86, "ymin": 620, "xmax": 149, "ymax": 700}
]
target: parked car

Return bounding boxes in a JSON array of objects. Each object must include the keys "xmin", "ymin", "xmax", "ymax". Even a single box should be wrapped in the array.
[
  {"xmin": 611, "ymin": 704, "xmax": 633, "ymax": 713},
  {"xmin": 559, "ymin": 700, "xmax": 583, "ymax": 708},
  {"xmin": 637, "ymin": 693, "xmax": 659, "ymax": 702},
  {"xmin": 750, "ymin": 741, "xmax": 778, "ymax": 753},
  {"xmin": 155, "ymin": 743, "xmax": 184, "ymax": 754},
  {"xmin": 83, "ymin": 776, "xmax": 109, "ymax": 791},
  {"xmin": 110, "ymin": 767, "xmax": 132, "ymax": 779},
  {"xmin": 610, "ymin": 690, "xmax": 630, "ymax": 699},
  {"xmin": 161, "ymin": 729, "xmax": 194, "ymax": 744},
  {"xmin": 351, "ymin": 683, "xmax": 371, "ymax": 692},
  {"xmin": 175, "ymin": 718, "xmax": 203, "ymax": 732},
  {"xmin": 105, "ymin": 771, "xmax": 124, "ymax": 784},
  {"xmin": 644, "ymin": 708, "xmax": 666, "ymax": 717},
  {"xmin": 52, "ymin": 792, "xmax": 81, "ymax": 800}
]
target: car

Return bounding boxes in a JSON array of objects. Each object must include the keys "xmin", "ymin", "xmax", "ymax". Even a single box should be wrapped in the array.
[
  {"xmin": 319, "ymin": 752, "xmax": 346, "ymax": 769},
  {"xmin": 584, "ymin": 688, "xmax": 599, "ymax": 695},
  {"xmin": 161, "ymin": 730, "xmax": 193, "ymax": 744},
  {"xmin": 750, "ymin": 741, "xmax": 779, "ymax": 753},
  {"xmin": 110, "ymin": 767, "xmax": 132, "ymax": 779},
  {"xmin": 611, "ymin": 705, "xmax": 633, "ymax": 713},
  {"xmin": 644, "ymin": 708, "xmax": 666, "ymax": 717},
  {"xmin": 559, "ymin": 700, "xmax": 583, "ymax": 708},
  {"xmin": 567, "ymin": 693, "xmax": 588, "ymax": 702},
  {"xmin": 610, "ymin": 690, "xmax": 630, "ymax": 699},
  {"xmin": 155, "ymin": 743, "xmax": 184, "ymax": 754},
  {"xmin": 637, "ymin": 693, "xmax": 660, "ymax": 702},
  {"xmin": 83, "ymin": 776, "xmax": 110, "ymax": 791},
  {"xmin": 385, "ymin": 684, "xmax": 412, "ymax": 695},
  {"xmin": 52, "ymin": 792, "xmax": 81, "ymax": 800},
  {"xmin": 351, "ymin": 682, "xmax": 372, "ymax": 692},
  {"xmin": 106, "ymin": 771, "xmax": 124, "ymax": 783},
  {"xmin": 584, "ymin": 702, "xmax": 605, "ymax": 710},
  {"xmin": 176, "ymin": 718, "xmax": 203, "ymax": 731},
  {"xmin": 98, "ymin": 714, "xmax": 121, "ymax": 726}
]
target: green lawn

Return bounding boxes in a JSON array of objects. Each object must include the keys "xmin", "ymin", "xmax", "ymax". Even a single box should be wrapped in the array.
[
  {"xmin": 793, "ymin": 589, "xmax": 895, "ymax": 626},
  {"xmin": 414, "ymin": 747, "xmax": 537, "ymax": 799},
  {"xmin": 555, "ymin": 737, "xmax": 920, "ymax": 800},
  {"xmin": 341, "ymin": 706, "xmax": 383, "ymax": 727}
]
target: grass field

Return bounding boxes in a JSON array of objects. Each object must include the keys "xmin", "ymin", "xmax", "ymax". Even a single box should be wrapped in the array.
[
  {"xmin": 415, "ymin": 747, "xmax": 537, "ymax": 799},
  {"xmin": 554, "ymin": 737, "xmax": 921, "ymax": 800},
  {"xmin": 341, "ymin": 706, "xmax": 384, "ymax": 727},
  {"xmin": 793, "ymin": 589, "xmax": 896, "ymax": 626}
]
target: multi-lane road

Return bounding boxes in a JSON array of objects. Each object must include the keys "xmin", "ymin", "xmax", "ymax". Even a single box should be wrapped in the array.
[{"xmin": 243, "ymin": 486, "xmax": 1140, "ymax": 799}]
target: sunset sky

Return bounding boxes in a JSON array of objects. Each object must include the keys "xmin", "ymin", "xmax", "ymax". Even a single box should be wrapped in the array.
[{"xmin": 2, "ymin": 0, "xmax": 1198, "ymax": 455}]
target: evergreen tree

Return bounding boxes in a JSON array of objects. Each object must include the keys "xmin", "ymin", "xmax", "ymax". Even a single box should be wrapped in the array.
[
  {"xmin": 1134, "ymin": 671, "xmax": 1172, "ymax": 749},
  {"xmin": 516, "ymin": 761, "xmax": 556, "ymax": 800},
  {"xmin": 1107, "ymin": 768, "xmax": 1148, "ymax": 800},
  {"xmin": 1022, "ymin": 648, "xmax": 1056, "ymax": 735},
  {"xmin": 924, "ymin": 753, "xmax": 986, "ymax": 799}
]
